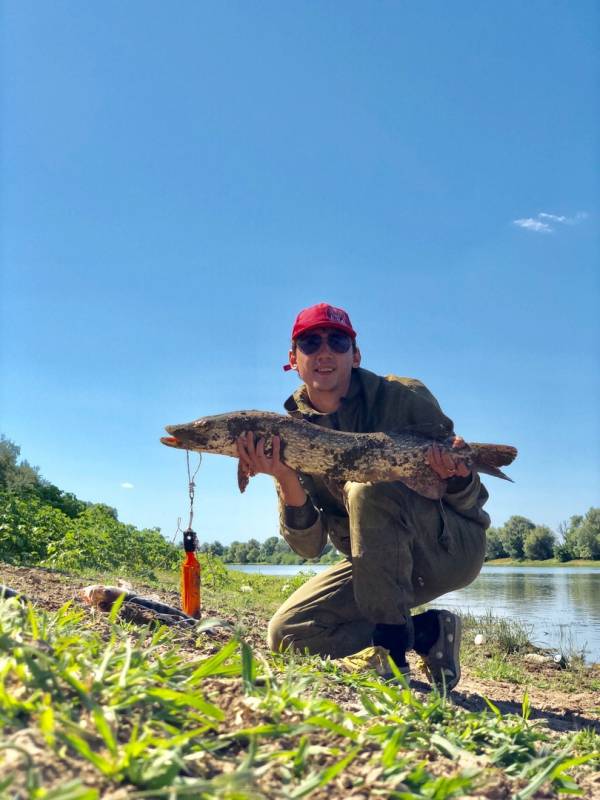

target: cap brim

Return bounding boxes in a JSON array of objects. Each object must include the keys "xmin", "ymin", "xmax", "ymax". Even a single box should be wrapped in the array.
[{"xmin": 293, "ymin": 322, "xmax": 356, "ymax": 338}]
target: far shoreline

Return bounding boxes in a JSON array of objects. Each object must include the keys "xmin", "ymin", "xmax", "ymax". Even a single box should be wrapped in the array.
[
  {"xmin": 228, "ymin": 558, "xmax": 600, "ymax": 570},
  {"xmin": 484, "ymin": 557, "xmax": 600, "ymax": 568}
]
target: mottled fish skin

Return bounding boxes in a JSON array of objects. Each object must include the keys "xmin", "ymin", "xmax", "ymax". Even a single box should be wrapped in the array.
[{"xmin": 161, "ymin": 410, "xmax": 517, "ymax": 500}]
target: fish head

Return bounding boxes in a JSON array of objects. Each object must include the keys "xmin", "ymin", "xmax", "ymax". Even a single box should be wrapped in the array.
[{"xmin": 161, "ymin": 411, "xmax": 283, "ymax": 457}]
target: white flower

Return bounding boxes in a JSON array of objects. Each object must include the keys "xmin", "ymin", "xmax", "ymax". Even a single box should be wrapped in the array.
[{"xmin": 239, "ymin": 585, "xmax": 253, "ymax": 593}]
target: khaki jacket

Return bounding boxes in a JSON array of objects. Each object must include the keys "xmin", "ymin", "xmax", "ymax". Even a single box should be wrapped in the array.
[{"xmin": 277, "ymin": 367, "xmax": 491, "ymax": 558}]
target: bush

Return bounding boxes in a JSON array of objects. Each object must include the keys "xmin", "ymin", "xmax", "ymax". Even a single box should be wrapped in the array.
[
  {"xmin": 44, "ymin": 504, "xmax": 181, "ymax": 578},
  {"xmin": 554, "ymin": 542, "xmax": 573, "ymax": 562},
  {"xmin": 0, "ymin": 492, "xmax": 73, "ymax": 564}
]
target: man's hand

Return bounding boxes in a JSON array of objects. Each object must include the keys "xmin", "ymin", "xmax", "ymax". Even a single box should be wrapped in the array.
[
  {"xmin": 236, "ymin": 432, "xmax": 297, "ymax": 483},
  {"xmin": 427, "ymin": 436, "xmax": 471, "ymax": 480},
  {"xmin": 236, "ymin": 432, "xmax": 307, "ymax": 506}
]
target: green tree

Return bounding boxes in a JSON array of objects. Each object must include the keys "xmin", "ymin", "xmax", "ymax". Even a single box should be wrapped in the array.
[
  {"xmin": 523, "ymin": 525, "xmax": 555, "ymax": 560},
  {"xmin": 0, "ymin": 436, "xmax": 40, "ymax": 493},
  {"xmin": 485, "ymin": 527, "xmax": 507, "ymax": 560},
  {"xmin": 260, "ymin": 536, "xmax": 279, "ymax": 560},
  {"xmin": 36, "ymin": 482, "xmax": 89, "ymax": 518},
  {"xmin": 200, "ymin": 540, "xmax": 225, "ymax": 557},
  {"xmin": 571, "ymin": 508, "xmax": 600, "ymax": 559},
  {"xmin": 500, "ymin": 515, "xmax": 535, "ymax": 560},
  {"xmin": 246, "ymin": 546, "xmax": 260, "ymax": 563},
  {"xmin": 224, "ymin": 541, "xmax": 249, "ymax": 563},
  {"xmin": 558, "ymin": 509, "xmax": 600, "ymax": 560}
]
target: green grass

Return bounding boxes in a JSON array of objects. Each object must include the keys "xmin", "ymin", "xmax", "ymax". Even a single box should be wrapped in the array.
[
  {"xmin": 471, "ymin": 654, "xmax": 528, "ymax": 684},
  {"xmin": 1, "ymin": 580, "xmax": 599, "ymax": 799}
]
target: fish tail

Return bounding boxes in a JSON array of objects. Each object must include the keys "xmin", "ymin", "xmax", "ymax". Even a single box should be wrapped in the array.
[{"xmin": 468, "ymin": 443, "xmax": 517, "ymax": 482}]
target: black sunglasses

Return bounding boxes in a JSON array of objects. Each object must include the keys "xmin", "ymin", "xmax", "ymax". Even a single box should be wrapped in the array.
[{"xmin": 295, "ymin": 331, "xmax": 353, "ymax": 355}]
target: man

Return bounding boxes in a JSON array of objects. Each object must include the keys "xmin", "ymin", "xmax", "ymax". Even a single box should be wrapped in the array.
[{"xmin": 237, "ymin": 303, "xmax": 489, "ymax": 689}]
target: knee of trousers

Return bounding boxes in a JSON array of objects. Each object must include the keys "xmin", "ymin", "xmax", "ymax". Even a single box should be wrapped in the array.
[{"xmin": 267, "ymin": 610, "xmax": 297, "ymax": 654}]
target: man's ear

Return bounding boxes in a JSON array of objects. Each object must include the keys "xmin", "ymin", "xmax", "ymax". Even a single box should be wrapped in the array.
[
  {"xmin": 353, "ymin": 347, "xmax": 361, "ymax": 368},
  {"xmin": 288, "ymin": 349, "xmax": 297, "ymax": 370}
]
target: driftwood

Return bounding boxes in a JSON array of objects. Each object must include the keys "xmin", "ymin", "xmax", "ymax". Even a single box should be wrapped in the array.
[{"xmin": 80, "ymin": 585, "xmax": 198, "ymax": 626}]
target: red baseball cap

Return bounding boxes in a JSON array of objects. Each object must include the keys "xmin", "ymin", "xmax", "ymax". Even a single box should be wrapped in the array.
[
  {"xmin": 283, "ymin": 303, "xmax": 356, "ymax": 371},
  {"xmin": 291, "ymin": 302, "xmax": 357, "ymax": 340}
]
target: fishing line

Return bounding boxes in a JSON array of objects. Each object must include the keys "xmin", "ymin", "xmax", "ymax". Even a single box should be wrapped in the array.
[
  {"xmin": 186, "ymin": 450, "xmax": 202, "ymax": 530},
  {"xmin": 181, "ymin": 450, "xmax": 202, "ymax": 619}
]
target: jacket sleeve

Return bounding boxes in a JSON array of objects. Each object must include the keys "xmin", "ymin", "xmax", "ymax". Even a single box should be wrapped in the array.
[
  {"xmin": 443, "ymin": 472, "xmax": 484, "ymax": 513},
  {"xmin": 377, "ymin": 376, "xmax": 483, "ymax": 514},
  {"xmin": 275, "ymin": 481, "xmax": 328, "ymax": 559}
]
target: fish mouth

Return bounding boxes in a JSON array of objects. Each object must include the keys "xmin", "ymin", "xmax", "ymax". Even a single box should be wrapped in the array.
[
  {"xmin": 162, "ymin": 418, "xmax": 213, "ymax": 450},
  {"xmin": 161, "ymin": 435, "xmax": 185, "ymax": 449}
]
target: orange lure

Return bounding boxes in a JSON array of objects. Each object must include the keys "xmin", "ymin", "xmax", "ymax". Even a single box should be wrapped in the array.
[{"xmin": 181, "ymin": 529, "xmax": 201, "ymax": 618}]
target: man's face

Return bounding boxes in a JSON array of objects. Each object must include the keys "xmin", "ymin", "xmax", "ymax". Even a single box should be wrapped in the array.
[{"xmin": 288, "ymin": 326, "xmax": 361, "ymax": 396}]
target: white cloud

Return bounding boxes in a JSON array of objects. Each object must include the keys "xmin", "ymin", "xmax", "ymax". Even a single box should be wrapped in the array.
[
  {"xmin": 120, "ymin": 482, "xmax": 134, "ymax": 489},
  {"xmin": 513, "ymin": 211, "xmax": 588, "ymax": 233},
  {"xmin": 538, "ymin": 213, "xmax": 567, "ymax": 224},
  {"xmin": 513, "ymin": 217, "xmax": 552, "ymax": 233}
]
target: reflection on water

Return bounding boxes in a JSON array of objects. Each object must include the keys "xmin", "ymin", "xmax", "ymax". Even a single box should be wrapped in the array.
[
  {"xmin": 231, "ymin": 564, "xmax": 600, "ymax": 663},
  {"xmin": 437, "ymin": 567, "xmax": 600, "ymax": 663}
]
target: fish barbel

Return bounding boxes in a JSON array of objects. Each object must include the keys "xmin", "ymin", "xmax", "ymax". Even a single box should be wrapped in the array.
[{"xmin": 161, "ymin": 411, "xmax": 517, "ymax": 500}]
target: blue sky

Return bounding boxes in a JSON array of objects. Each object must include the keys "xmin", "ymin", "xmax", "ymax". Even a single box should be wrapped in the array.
[{"xmin": 2, "ymin": 1, "xmax": 598, "ymax": 545}]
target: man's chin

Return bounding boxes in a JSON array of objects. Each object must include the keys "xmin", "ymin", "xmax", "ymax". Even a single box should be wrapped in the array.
[{"xmin": 308, "ymin": 378, "xmax": 336, "ymax": 392}]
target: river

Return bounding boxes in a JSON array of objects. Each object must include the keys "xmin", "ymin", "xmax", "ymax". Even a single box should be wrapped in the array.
[{"xmin": 230, "ymin": 564, "xmax": 600, "ymax": 663}]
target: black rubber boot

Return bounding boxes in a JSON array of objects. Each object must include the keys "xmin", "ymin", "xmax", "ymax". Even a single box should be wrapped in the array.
[{"xmin": 372, "ymin": 617, "xmax": 415, "ymax": 669}]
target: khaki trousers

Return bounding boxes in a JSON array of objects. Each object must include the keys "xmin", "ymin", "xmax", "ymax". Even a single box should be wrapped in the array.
[{"xmin": 268, "ymin": 481, "xmax": 486, "ymax": 658}]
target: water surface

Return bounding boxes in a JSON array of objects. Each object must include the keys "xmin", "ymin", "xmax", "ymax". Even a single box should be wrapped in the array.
[{"xmin": 230, "ymin": 564, "xmax": 600, "ymax": 662}]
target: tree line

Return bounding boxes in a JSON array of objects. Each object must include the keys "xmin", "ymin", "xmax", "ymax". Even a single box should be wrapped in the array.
[
  {"xmin": 485, "ymin": 512, "xmax": 600, "ymax": 561},
  {"xmin": 198, "ymin": 537, "xmax": 338, "ymax": 565}
]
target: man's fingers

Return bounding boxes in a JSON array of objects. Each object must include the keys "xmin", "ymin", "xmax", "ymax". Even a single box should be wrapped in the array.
[
  {"xmin": 236, "ymin": 436, "xmax": 251, "ymax": 469},
  {"xmin": 245, "ymin": 430, "xmax": 257, "ymax": 457},
  {"xmin": 255, "ymin": 438, "xmax": 271, "ymax": 469},
  {"xmin": 272, "ymin": 435, "xmax": 281, "ymax": 465},
  {"xmin": 427, "ymin": 443, "xmax": 470, "ymax": 479}
]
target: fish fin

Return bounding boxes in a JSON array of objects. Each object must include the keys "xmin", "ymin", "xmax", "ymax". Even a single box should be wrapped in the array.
[
  {"xmin": 474, "ymin": 464, "xmax": 514, "ymax": 482},
  {"xmin": 237, "ymin": 461, "xmax": 250, "ymax": 494}
]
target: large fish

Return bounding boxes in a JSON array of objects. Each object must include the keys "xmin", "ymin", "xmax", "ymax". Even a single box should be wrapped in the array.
[{"xmin": 161, "ymin": 411, "xmax": 517, "ymax": 500}]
